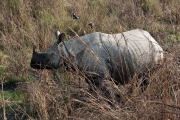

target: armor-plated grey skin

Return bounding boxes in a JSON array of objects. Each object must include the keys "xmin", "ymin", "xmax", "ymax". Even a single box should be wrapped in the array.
[{"xmin": 30, "ymin": 29, "xmax": 163, "ymax": 84}]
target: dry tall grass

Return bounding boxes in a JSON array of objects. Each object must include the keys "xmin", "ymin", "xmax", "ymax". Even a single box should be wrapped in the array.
[{"xmin": 0, "ymin": 0, "xmax": 180, "ymax": 119}]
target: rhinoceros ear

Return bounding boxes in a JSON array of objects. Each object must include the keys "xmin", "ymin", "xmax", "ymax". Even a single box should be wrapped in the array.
[
  {"xmin": 57, "ymin": 33, "xmax": 65, "ymax": 44},
  {"xmin": 55, "ymin": 30, "xmax": 61, "ymax": 39}
]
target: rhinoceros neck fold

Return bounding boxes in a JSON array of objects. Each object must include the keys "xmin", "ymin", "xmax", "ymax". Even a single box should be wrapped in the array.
[
  {"xmin": 60, "ymin": 41, "xmax": 75, "ymax": 64},
  {"xmin": 62, "ymin": 41, "xmax": 71, "ymax": 57},
  {"xmin": 59, "ymin": 41, "xmax": 68, "ymax": 57}
]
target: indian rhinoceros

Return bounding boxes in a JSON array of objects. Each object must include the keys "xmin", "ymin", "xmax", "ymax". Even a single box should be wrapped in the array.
[{"xmin": 30, "ymin": 29, "xmax": 163, "ymax": 85}]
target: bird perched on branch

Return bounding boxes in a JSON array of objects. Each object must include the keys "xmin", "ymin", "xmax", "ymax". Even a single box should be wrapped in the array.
[
  {"xmin": 88, "ymin": 22, "xmax": 94, "ymax": 28},
  {"xmin": 72, "ymin": 13, "xmax": 80, "ymax": 20}
]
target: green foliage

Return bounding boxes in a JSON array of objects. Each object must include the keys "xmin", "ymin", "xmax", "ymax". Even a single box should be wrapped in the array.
[
  {"xmin": 0, "ymin": 51, "xmax": 8, "ymax": 76},
  {"xmin": 141, "ymin": 0, "xmax": 156, "ymax": 14},
  {"xmin": 0, "ymin": 65, "xmax": 6, "ymax": 76},
  {"xmin": 1, "ymin": 90, "xmax": 24, "ymax": 103},
  {"xmin": 0, "ymin": 90, "xmax": 26, "ymax": 119}
]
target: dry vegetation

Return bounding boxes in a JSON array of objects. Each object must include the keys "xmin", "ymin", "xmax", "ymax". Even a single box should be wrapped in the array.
[{"xmin": 0, "ymin": 0, "xmax": 180, "ymax": 119}]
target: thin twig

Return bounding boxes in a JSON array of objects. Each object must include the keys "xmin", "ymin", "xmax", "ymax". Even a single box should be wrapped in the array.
[
  {"xmin": 148, "ymin": 101, "xmax": 180, "ymax": 109},
  {"xmin": 1, "ymin": 77, "xmax": 7, "ymax": 120}
]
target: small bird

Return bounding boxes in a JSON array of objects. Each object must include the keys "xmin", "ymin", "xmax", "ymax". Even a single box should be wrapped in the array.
[
  {"xmin": 72, "ymin": 13, "xmax": 80, "ymax": 20},
  {"xmin": 88, "ymin": 22, "xmax": 94, "ymax": 28}
]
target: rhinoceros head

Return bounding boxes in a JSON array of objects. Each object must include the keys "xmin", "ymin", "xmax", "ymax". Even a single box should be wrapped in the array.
[{"xmin": 30, "ymin": 31, "xmax": 65, "ymax": 69}]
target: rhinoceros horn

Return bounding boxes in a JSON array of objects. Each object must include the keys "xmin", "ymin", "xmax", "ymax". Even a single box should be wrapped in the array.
[{"xmin": 33, "ymin": 46, "xmax": 37, "ymax": 54}]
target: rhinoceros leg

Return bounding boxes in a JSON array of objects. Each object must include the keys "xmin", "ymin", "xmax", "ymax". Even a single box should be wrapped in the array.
[{"xmin": 74, "ymin": 47, "xmax": 117, "ymax": 105}]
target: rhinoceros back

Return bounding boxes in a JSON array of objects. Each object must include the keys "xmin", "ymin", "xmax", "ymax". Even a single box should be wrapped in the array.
[{"xmin": 101, "ymin": 29, "xmax": 163, "ymax": 83}]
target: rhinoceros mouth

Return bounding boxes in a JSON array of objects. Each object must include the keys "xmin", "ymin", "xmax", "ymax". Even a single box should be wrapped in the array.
[{"xmin": 30, "ymin": 62, "xmax": 53, "ymax": 69}]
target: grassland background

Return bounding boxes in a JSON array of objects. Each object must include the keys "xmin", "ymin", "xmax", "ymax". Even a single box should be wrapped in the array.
[{"xmin": 0, "ymin": 0, "xmax": 180, "ymax": 119}]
